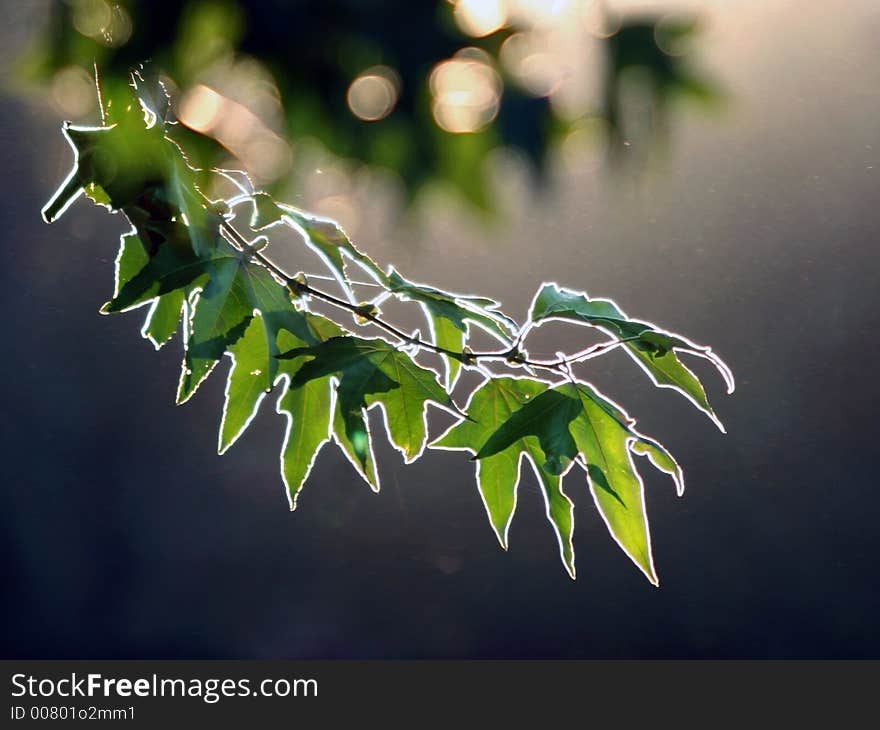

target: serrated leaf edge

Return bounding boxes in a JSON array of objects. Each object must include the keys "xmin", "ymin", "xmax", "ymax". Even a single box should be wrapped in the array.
[
  {"xmin": 430, "ymin": 374, "xmax": 577, "ymax": 579},
  {"xmin": 527, "ymin": 282, "xmax": 735, "ymax": 432}
]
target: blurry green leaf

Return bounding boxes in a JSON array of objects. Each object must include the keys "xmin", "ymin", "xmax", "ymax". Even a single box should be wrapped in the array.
[
  {"xmin": 529, "ymin": 283, "xmax": 734, "ymax": 430},
  {"xmin": 435, "ymin": 128, "xmax": 496, "ymax": 212},
  {"xmin": 433, "ymin": 377, "xmax": 575, "ymax": 577},
  {"xmin": 41, "ymin": 120, "xmax": 160, "ymax": 224},
  {"xmin": 174, "ymin": 0, "xmax": 244, "ymax": 81}
]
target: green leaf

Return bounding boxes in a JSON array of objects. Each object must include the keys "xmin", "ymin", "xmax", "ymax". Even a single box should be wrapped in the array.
[
  {"xmin": 274, "ymin": 318, "xmax": 381, "ymax": 498},
  {"xmin": 177, "ymin": 252, "xmax": 253, "ymax": 403},
  {"xmin": 103, "ymin": 240, "xmax": 217, "ymax": 314},
  {"xmin": 630, "ymin": 434, "xmax": 685, "ymax": 497},
  {"xmin": 142, "ymin": 290, "xmax": 186, "ymax": 349},
  {"xmin": 237, "ymin": 260, "xmax": 314, "ymax": 390},
  {"xmin": 181, "ymin": 247, "xmax": 321, "ymax": 411},
  {"xmin": 277, "ymin": 375, "xmax": 333, "ymax": 508},
  {"xmin": 112, "ymin": 233, "xmax": 186, "ymax": 349},
  {"xmin": 331, "ymin": 396, "xmax": 382, "ymax": 490},
  {"xmin": 529, "ymin": 283, "xmax": 734, "ymax": 430},
  {"xmin": 432, "ymin": 316, "xmax": 465, "ymax": 390},
  {"xmin": 114, "ymin": 233, "xmax": 149, "ymax": 297},
  {"xmin": 386, "ymin": 268, "xmax": 517, "ymax": 389},
  {"xmin": 475, "ymin": 379, "xmax": 683, "ymax": 585},
  {"xmin": 166, "ymin": 157, "xmax": 224, "ymax": 258},
  {"xmin": 218, "ymin": 279, "xmax": 317, "ymax": 453},
  {"xmin": 474, "ymin": 388, "xmax": 582, "ymax": 475},
  {"xmin": 249, "ymin": 192, "xmax": 387, "ymax": 301},
  {"xmin": 280, "ymin": 336, "xmax": 457, "ymax": 464},
  {"xmin": 219, "ymin": 315, "xmax": 272, "ymax": 454},
  {"xmin": 432, "ymin": 377, "xmax": 576, "ymax": 578},
  {"xmin": 564, "ymin": 383, "xmax": 657, "ymax": 586},
  {"xmin": 41, "ymin": 117, "xmax": 167, "ymax": 223},
  {"xmin": 273, "ymin": 325, "xmax": 335, "ymax": 508}
]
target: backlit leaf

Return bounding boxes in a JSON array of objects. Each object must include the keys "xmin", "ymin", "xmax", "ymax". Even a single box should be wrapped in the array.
[
  {"xmin": 249, "ymin": 192, "xmax": 387, "ymax": 301},
  {"xmin": 475, "ymin": 379, "xmax": 683, "ymax": 584},
  {"xmin": 433, "ymin": 377, "xmax": 576, "ymax": 578},
  {"xmin": 111, "ymin": 233, "xmax": 186, "ymax": 349},
  {"xmin": 38, "ymin": 73, "xmax": 734, "ymax": 583},
  {"xmin": 529, "ymin": 283, "xmax": 734, "ymax": 430},
  {"xmin": 177, "ymin": 251, "xmax": 254, "ymax": 403},
  {"xmin": 280, "ymin": 336, "xmax": 458, "ymax": 464},
  {"xmin": 386, "ymin": 268, "xmax": 517, "ymax": 388}
]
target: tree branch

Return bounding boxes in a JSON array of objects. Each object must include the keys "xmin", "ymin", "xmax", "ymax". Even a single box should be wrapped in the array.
[{"xmin": 219, "ymin": 219, "xmax": 636, "ymax": 377}]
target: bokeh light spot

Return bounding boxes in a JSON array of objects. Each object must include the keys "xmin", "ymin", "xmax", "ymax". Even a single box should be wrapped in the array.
[
  {"xmin": 71, "ymin": 0, "xmax": 132, "ymax": 48},
  {"xmin": 453, "ymin": 0, "xmax": 508, "ymax": 38},
  {"xmin": 50, "ymin": 66, "xmax": 96, "ymax": 118},
  {"xmin": 430, "ymin": 50, "xmax": 501, "ymax": 134},
  {"xmin": 178, "ymin": 84, "xmax": 223, "ymax": 133},
  {"xmin": 347, "ymin": 67, "xmax": 400, "ymax": 122},
  {"xmin": 501, "ymin": 32, "xmax": 569, "ymax": 98}
]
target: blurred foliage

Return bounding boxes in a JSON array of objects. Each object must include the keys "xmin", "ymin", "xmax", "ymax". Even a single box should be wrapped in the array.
[{"xmin": 20, "ymin": 0, "xmax": 720, "ymax": 210}]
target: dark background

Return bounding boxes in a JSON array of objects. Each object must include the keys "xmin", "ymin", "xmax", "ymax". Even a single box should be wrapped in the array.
[{"xmin": 2, "ymin": 1, "xmax": 879, "ymax": 658}]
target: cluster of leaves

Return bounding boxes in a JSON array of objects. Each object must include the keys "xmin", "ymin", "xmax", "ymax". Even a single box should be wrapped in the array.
[{"xmin": 42, "ymin": 74, "xmax": 733, "ymax": 583}]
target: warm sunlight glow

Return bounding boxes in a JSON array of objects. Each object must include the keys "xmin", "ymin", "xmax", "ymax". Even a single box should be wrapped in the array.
[
  {"xmin": 500, "ymin": 32, "xmax": 569, "ymax": 97},
  {"xmin": 508, "ymin": 0, "xmax": 578, "ymax": 27},
  {"xmin": 430, "ymin": 50, "xmax": 502, "ymax": 134},
  {"xmin": 454, "ymin": 0, "xmax": 508, "ymax": 38},
  {"xmin": 313, "ymin": 195, "xmax": 361, "ymax": 239},
  {"xmin": 179, "ymin": 84, "xmax": 291, "ymax": 182},
  {"xmin": 582, "ymin": 0, "xmax": 621, "ymax": 38},
  {"xmin": 71, "ymin": 0, "xmax": 132, "ymax": 47},
  {"xmin": 347, "ymin": 67, "xmax": 400, "ymax": 122},
  {"xmin": 178, "ymin": 84, "xmax": 223, "ymax": 133}
]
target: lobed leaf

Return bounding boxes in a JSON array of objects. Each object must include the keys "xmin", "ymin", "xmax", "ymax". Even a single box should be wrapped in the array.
[
  {"xmin": 386, "ymin": 268, "xmax": 517, "ymax": 389},
  {"xmin": 111, "ymin": 233, "xmax": 188, "ymax": 349},
  {"xmin": 274, "ymin": 317, "xmax": 382, "ymax": 501},
  {"xmin": 473, "ymin": 379, "xmax": 683, "ymax": 584},
  {"xmin": 177, "ymin": 252, "xmax": 254, "ymax": 403},
  {"xmin": 529, "ymin": 283, "xmax": 734, "ymax": 430},
  {"xmin": 280, "ymin": 336, "xmax": 459, "ymax": 465},
  {"xmin": 249, "ymin": 192, "xmax": 387, "ymax": 301},
  {"xmin": 432, "ymin": 377, "xmax": 576, "ymax": 578}
]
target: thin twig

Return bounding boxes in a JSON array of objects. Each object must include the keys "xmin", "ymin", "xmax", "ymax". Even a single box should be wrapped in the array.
[{"xmin": 219, "ymin": 219, "xmax": 633, "ymax": 377}]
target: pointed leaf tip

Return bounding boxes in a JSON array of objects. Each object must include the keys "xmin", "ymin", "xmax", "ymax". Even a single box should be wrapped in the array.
[{"xmin": 529, "ymin": 283, "xmax": 733, "ymax": 426}]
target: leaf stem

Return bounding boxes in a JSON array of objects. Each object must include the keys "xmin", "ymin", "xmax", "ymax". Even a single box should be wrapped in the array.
[{"xmin": 219, "ymin": 219, "xmax": 634, "ymax": 377}]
